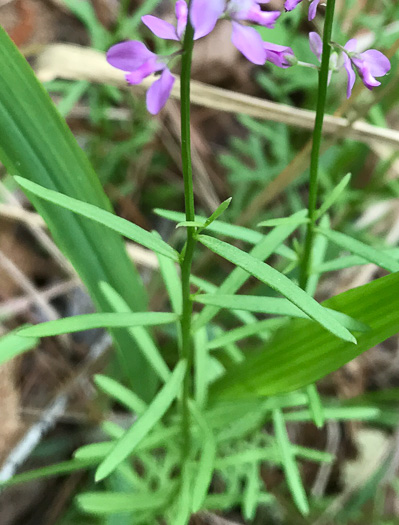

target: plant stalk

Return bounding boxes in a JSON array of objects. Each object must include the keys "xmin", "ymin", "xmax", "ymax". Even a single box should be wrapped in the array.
[
  {"xmin": 299, "ymin": 0, "xmax": 336, "ymax": 289},
  {"xmin": 179, "ymin": 8, "xmax": 196, "ymax": 467}
]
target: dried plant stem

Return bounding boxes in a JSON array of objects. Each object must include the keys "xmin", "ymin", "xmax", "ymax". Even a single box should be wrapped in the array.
[{"xmin": 300, "ymin": 0, "xmax": 337, "ymax": 289}]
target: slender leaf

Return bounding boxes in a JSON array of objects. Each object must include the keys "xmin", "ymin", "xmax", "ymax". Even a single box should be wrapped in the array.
[
  {"xmin": 306, "ymin": 384, "xmax": 325, "ymax": 429},
  {"xmin": 18, "ymin": 312, "xmax": 178, "ymax": 337},
  {"xmin": 95, "ymin": 360, "xmax": 186, "ymax": 481},
  {"xmin": 316, "ymin": 227, "xmax": 399, "ymax": 273},
  {"xmin": 77, "ymin": 491, "xmax": 170, "ymax": 515},
  {"xmin": 258, "ymin": 214, "xmax": 309, "ymax": 228},
  {"xmin": 273, "ymin": 409, "xmax": 309, "ymax": 515},
  {"xmin": 191, "ymin": 406, "xmax": 217, "ymax": 513},
  {"xmin": 211, "ymin": 272, "xmax": 399, "ymax": 400},
  {"xmin": 193, "ymin": 211, "xmax": 307, "ymax": 331},
  {"xmin": 94, "ymin": 375, "xmax": 147, "ymax": 415},
  {"xmin": 194, "ymin": 294, "xmax": 369, "ymax": 332},
  {"xmin": 100, "ymin": 282, "xmax": 171, "ymax": 383},
  {"xmin": 315, "ymin": 173, "xmax": 352, "ymax": 220},
  {"xmin": 0, "ymin": 329, "xmax": 38, "ymax": 366},
  {"xmin": 199, "ymin": 197, "xmax": 232, "ymax": 232},
  {"xmin": 208, "ymin": 319, "xmax": 278, "ymax": 350},
  {"xmin": 15, "ymin": 177, "xmax": 178, "ymax": 261},
  {"xmin": 0, "ymin": 459, "xmax": 96, "ymax": 487},
  {"xmin": 198, "ymin": 235, "xmax": 356, "ymax": 343}
]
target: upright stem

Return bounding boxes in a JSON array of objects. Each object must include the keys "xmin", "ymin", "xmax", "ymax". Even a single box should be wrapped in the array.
[
  {"xmin": 179, "ymin": 10, "xmax": 196, "ymax": 464},
  {"xmin": 299, "ymin": 0, "xmax": 336, "ymax": 289}
]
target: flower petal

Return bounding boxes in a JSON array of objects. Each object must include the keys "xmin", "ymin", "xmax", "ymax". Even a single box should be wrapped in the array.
[
  {"xmin": 141, "ymin": 15, "xmax": 179, "ymax": 41},
  {"xmin": 146, "ymin": 68, "xmax": 175, "ymax": 114},
  {"xmin": 190, "ymin": 0, "xmax": 225, "ymax": 39},
  {"xmin": 284, "ymin": 0, "xmax": 302, "ymax": 11},
  {"xmin": 344, "ymin": 39, "xmax": 358, "ymax": 53},
  {"xmin": 308, "ymin": 0, "xmax": 320, "ymax": 20},
  {"xmin": 264, "ymin": 42, "xmax": 295, "ymax": 68},
  {"xmin": 360, "ymin": 49, "xmax": 391, "ymax": 78},
  {"xmin": 125, "ymin": 58, "xmax": 163, "ymax": 85},
  {"xmin": 176, "ymin": 0, "xmax": 188, "ymax": 40},
  {"xmin": 309, "ymin": 31, "xmax": 322, "ymax": 61},
  {"xmin": 106, "ymin": 41, "xmax": 155, "ymax": 71},
  {"xmin": 231, "ymin": 22, "xmax": 266, "ymax": 65},
  {"xmin": 343, "ymin": 54, "xmax": 356, "ymax": 98}
]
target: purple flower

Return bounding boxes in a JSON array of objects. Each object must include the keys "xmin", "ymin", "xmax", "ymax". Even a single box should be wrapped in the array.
[
  {"xmin": 284, "ymin": 0, "xmax": 321, "ymax": 21},
  {"xmin": 190, "ymin": 0, "xmax": 280, "ymax": 65},
  {"xmin": 107, "ymin": 1, "xmax": 195, "ymax": 115},
  {"xmin": 264, "ymin": 42, "xmax": 295, "ymax": 68},
  {"xmin": 107, "ymin": 41, "xmax": 175, "ymax": 115},
  {"xmin": 343, "ymin": 39, "xmax": 391, "ymax": 98},
  {"xmin": 190, "ymin": 0, "xmax": 225, "ymax": 39}
]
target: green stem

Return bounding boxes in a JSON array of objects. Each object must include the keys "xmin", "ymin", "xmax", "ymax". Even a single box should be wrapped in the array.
[
  {"xmin": 179, "ymin": 10, "xmax": 196, "ymax": 467},
  {"xmin": 299, "ymin": 0, "xmax": 336, "ymax": 289}
]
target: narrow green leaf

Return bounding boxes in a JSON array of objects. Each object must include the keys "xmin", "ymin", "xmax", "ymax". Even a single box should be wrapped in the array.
[
  {"xmin": 243, "ymin": 463, "xmax": 260, "ymax": 520},
  {"xmin": 155, "ymin": 208, "xmax": 297, "ymax": 261},
  {"xmin": 94, "ymin": 375, "xmax": 147, "ymax": 415},
  {"xmin": 100, "ymin": 282, "xmax": 171, "ymax": 383},
  {"xmin": 191, "ymin": 406, "xmax": 217, "ymax": 513},
  {"xmin": 15, "ymin": 177, "xmax": 179, "ymax": 261},
  {"xmin": 193, "ymin": 211, "xmax": 307, "ymax": 331},
  {"xmin": 194, "ymin": 294, "xmax": 368, "ymax": 333},
  {"xmin": 154, "ymin": 208, "xmax": 262, "ymax": 244},
  {"xmin": 306, "ymin": 384, "xmax": 325, "ymax": 429},
  {"xmin": 157, "ymin": 254, "xmax": 182, "ymax": 315},
  {"xmin": 18, "ymin": 312, "xmax": 178, "ymax": 337},
  {"xmin": 257, "ymin": 214, "xmax": 309, "ymax": 228},
  {"xmin": 190, "ymin": 275, "xmax": 265, "ymax": 335},
  {"xmin": 273, "ymin": 409, "xmax": 309, "ymax": 515},
  {"xmin": 285, "ymin": 406, "xmax": 380, "ymax": 422},
  {"xmin": 314, "ymin": 248, "xmax": 399, "ymax": 274},
  {"xmin": 207, "ymin": 319, "xmax": 277, "ymax": 350},
  {"xmin": 316, "ymin": 227, "xmax": 399, "ymax": 273},
  {"xmin": 306, "ymin": 214, "xmax": 330, "ymax": 297},
  {"xmin": 176, "ymin": 221, "xmax": 205, "ymax": 229},
  {"xmin": 199, "ymin": 197, "xmax": 232, "ymax": 232},
  {"xmin": 194, "ymin": 327, "xmax": 210, "ymax": 407},
  {"xmin": 0, "ymin": 329, "xmax": 38, "ymax": 366},
  {"xmin": 95, "ymin": 360, "xmax": 186, "ymax": 481},
  {"xmin": 211, "ymin": 272, "xmax": 399, "ymax": 400},
  {"xmin": 198, "ymin": 235, "xmax": 356, "ymax": 343},
  {"xmin": 315, "ymin": 173, "xmax": 352, "ymax": 220},
  {"xmin": 76, "ymin": 491, "xmax": 170, "ymax": 515},
  {"xmin": 0, "ymin": 459, "xmax": 96, "ymax": 487}
]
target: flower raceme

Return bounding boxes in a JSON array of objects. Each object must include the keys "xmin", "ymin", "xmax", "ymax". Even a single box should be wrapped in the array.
[
  {"xmin": 309, "ymin": 32, "xmax": 391, "ymax": 98},
  {"xmin": 106, "ymin": 1, "xmax": 390, "ymax": 115}
]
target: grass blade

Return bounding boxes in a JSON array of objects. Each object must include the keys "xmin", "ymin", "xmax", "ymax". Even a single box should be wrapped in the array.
[
  {"xmin": 0, "ymin": 27, "xmax": 156, "ymax": 400},
  {"xmin": 211, "ymin": 272, "xmax": 399, "ymax": 400}
]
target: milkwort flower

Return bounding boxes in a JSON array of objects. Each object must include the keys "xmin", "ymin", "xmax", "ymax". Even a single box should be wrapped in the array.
[
  {"xmin": 309, "ymin": 32, "xmax": 391, "ymax": 98},
  {"xmin": 284, "ymin": 0, "xmax": 321, "ymax": 21},
  {"xmin": 107, "ymin": 1, "xmax": 193, "ymax": 114},
  {"xmin": 190, "ymin": 0, "xmax": 282, "ymax": 65}
]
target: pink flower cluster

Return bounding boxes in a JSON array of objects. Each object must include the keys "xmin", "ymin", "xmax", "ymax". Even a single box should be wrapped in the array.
[{"xmin": 106, "ymin": 0, "xmax": 391, "ymax": 113}]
